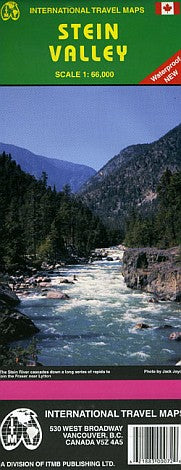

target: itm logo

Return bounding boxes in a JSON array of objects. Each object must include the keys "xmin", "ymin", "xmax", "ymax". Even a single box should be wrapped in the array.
[
  {"xmin": 0, "ymin": 408, "xmax": 42, "ymax": 450},
  {"xmin": 1, "ymin": 2, "xmax": 20, "ymax": 21}
]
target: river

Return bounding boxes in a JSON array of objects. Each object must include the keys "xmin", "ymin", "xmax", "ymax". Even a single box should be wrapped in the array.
[{"xmin": 19, "ymin": 248, "xmax": 181, "ymax": 366}]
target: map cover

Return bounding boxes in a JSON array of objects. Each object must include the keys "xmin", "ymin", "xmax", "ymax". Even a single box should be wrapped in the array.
[{"xmin": 0, "ymin": 0, "xmax": 181, "ymax": 468}]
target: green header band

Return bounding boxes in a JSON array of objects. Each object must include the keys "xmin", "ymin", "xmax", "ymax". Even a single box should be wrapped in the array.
[{"xmin": 0, "ymin": 0, "xmax": 180, "ymax": 84}]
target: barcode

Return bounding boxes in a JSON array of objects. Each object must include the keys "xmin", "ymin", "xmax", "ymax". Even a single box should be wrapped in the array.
[{"xmin": 128, "ymin": 425, "xmax": 181, "ymax": 465}]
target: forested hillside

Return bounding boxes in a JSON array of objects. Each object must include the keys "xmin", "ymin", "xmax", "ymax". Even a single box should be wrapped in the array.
[
  {"xmin": 124, "ymin": 169, "xmax": 181, "ymax": 248},
  {"xmin": 0, "ymin": 152, "xmax": 115, "ymax": 273},
  {"xmin": 80, "ymin": 124, "xmax": 181, "ymax": 238}
]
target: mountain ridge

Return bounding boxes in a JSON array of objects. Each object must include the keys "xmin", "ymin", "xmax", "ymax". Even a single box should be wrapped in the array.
[
  {"xmin": 80, "ymin": 123, "xmax": 181, "ymax": 233},
  {"xmin": 0, "ymin": 142, "xmax": 96, "ymax": 193}
]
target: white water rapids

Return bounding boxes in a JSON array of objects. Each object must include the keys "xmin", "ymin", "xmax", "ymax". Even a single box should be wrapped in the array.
[{"xmin": 19, "ymin": 248, "xmax": 181, "ymax": 366}]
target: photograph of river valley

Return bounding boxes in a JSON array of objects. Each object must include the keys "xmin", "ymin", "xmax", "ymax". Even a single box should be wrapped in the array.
[{"xmin": 0, "ymin": 85, "xmax": 180, "ymax": 368}]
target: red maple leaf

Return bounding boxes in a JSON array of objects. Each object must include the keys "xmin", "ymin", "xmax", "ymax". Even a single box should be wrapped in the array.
[{"xmin": 163, "ymin": 3, "xmax": 173, "ymax": 12}]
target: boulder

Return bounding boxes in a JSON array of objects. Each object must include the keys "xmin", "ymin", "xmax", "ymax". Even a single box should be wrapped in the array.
[
  {"xmin": 169, "ymin": 332, "xmax": 181, "ymax": 341},
  {"xmin": 47, "ymin": 291, "xmax": 70, "ymax": 300},
  {"xmin": 0, "ymin": 308, "xmax": 39, "ymax": 342},
  {"xmin": 148, "ymin": 297, "xmax": 159, "ymax": 303},
  {"xmin": 0, "ymin": 284, "xmax": 20, "ymax": 306},
  {"xmin": 135, "ymin": 323, "xmax": 150, "ymax": 329},
  {"xmin": 39, "ymin": 282, "xmax": 51, "ymax": 288},
  {"xmin": 60, "ymin": 279, "xmax": 74, "ymax": 284},
  {"xmin": 157, "ymin": 324, "xmax": 173, "ymax": 329},
  {"xmin": 0, "ymin": 283, "xmax": 39, "ymax": 345},
  {"xmin": 107, "ymin": 257, "xmax": 113, "ymax": 261}
]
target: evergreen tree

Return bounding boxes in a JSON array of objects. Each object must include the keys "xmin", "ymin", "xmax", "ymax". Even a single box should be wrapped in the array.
[
  {"xmin": 4, "ymin": 198, "xmax": 26, "ymax": 271},
  {"xmin": 124, "ymin": 169, "xmax": 181, "ymax": 248},
  {"xmin": 0, "ymin": 152, "xmax": 116, "ymax": 272}
]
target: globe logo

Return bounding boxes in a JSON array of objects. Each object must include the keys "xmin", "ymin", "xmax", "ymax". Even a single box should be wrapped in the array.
[
  {"xmin": 0, "ymin": 408, "xmax": 42, "ymax": 450},
  {"xmin": 1, "ymin": 2, "xmax": 20, "ymax": 21}
]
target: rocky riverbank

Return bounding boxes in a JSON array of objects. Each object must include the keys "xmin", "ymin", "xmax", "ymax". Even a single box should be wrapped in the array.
[
  {"xmin": 5, "ymin": 246, "xmax": 124, "ymax": 299},
  {"xmin": 0, "ymin": 249, "xmax": 120, "ymax": 345},
  {"xmin": 122, "ymin": 246, "xmax": 181, "ymax": 302},
  {"xmin": 0, "ymin": 283, "xmax": 39, "ymax": 349}
]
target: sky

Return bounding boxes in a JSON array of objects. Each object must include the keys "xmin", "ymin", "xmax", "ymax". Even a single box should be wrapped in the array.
[{"xmin": 0, "ymin": 86, "xmax": 180, "ymax": 170}]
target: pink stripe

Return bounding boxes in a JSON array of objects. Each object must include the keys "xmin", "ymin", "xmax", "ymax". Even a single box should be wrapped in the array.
[{"xmin": 0, "ymin": 381, "xmax": 180, "ymax": 400}]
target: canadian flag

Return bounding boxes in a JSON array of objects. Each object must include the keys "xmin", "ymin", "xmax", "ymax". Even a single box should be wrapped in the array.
[{"xmin": 155, "ymin": 2, "xmax": 180, "ymax": 14}]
